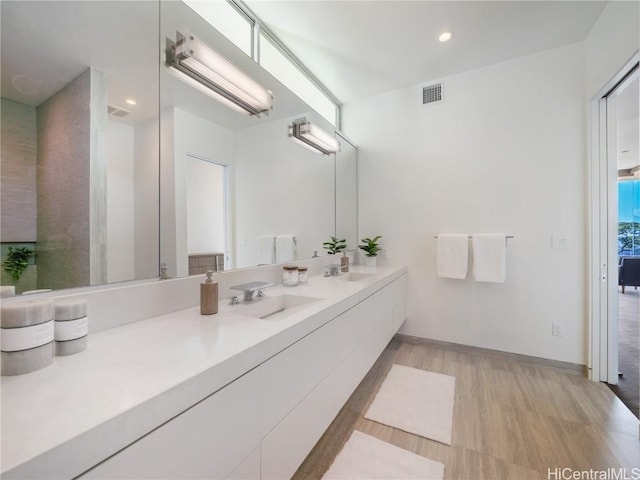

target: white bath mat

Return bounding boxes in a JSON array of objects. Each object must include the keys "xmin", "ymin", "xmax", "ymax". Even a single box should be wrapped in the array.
[
  {"xmin": 364, "ymin": 364, "xmax": 456, "ymax": 445},
  {"xmin": 322, "ymin": 430, "xmax": 444, "ymax": 480}
]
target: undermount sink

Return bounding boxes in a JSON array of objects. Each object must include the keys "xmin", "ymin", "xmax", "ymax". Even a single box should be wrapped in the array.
[
  {"xmin": 231, "ymin": 294, "xmax": 322, "ymax": 320},
  {"xmin": 336, "ymin": 272, "xmax": 376, "ymax": 282}
]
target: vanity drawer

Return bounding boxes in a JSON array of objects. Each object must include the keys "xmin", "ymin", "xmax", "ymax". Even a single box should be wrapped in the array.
[
  {"xmin": 261, "ymin": 333, "xmax": 374, "ymax": 480},
  {"xmin": 260, "ymin": 275, "xmax": 406, "ymax": 479},
  {"xmin": 260, "ymin": 300, "xmax": 371, "ymax": 437},
  {"xmin": 80, "ymin": 367, "xmax": 261, "ymax": 480}
]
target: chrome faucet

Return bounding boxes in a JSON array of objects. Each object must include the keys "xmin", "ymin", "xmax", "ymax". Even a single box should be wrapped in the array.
[
  {"xmin": 324, "ymin": 264, "xmax": 341, "ymax": 277},
  {"xmin": 159, "ymin": 263, "xmax": 169, "ymax": 280},
  {"xmin": 230, "ymin": 281, "xmax": 274, "ymax": 302}
]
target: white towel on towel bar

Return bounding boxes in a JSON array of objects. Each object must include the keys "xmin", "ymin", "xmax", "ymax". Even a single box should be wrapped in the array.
[
  {"xmin": 472, "ymin": 233, "xmax": 506, "ymax": 283},
  {"xmin": 256, "ymin": 235, "xmax": 275, "ymax": 265},
  {"xmin": 437, "ymin": 234, "xmax": 469, "ymax": 279},
  {"xmin": 276, "ymin": 235, "xmax": 296, "ymax": 263}
]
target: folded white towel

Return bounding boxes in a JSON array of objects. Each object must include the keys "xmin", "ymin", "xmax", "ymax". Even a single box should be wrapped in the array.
[
  {"xmin": 472, "ymin": 233, "xmax": 506, "ymax": 283},
  {"xmin": 275, "ymin": 235, "xmax": 296, "ymax": 263},
  {"xmin": 437, "ymin": 234, "xmax": 469, "ymax": 279},
  {"xmin": 256, "ymin": 235, "xmax": 275, "ymax": 265}
]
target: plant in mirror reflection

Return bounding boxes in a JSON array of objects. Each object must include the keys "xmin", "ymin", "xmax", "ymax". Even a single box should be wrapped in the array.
[
  {"xmin": 3, "ymin": 247, "xmax": 34, "ymax": 282},
  {"xmin": 323, "ymin": 236, "xmax": 347, "ymax": 255}
]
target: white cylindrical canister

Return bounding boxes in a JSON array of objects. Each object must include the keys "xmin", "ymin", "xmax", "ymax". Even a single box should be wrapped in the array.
[
  {"xmin": 1, "ymin": 300, "xmax": 54, "ymax": 376},
  {"xmin": 54, "ymin": 299, "xmax": 88, "ymax": 356}
]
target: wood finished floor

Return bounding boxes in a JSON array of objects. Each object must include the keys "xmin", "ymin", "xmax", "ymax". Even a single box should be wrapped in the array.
[
  {"xmin": 294, "ymin": 335, "xmax": 640, "ymax": 480},
  {"xmin": 609, "ymin": 288, "xmax": 639, "ymax": 417}
]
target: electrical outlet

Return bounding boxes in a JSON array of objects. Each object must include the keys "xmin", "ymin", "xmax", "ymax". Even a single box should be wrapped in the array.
[{"xmin": 552, "ymin": 322, "xmax": 563, "ymax": 337}]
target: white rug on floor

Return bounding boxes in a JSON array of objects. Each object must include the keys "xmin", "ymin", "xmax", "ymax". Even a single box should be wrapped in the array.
[
  {"xmin": 322, "ymin": 430, "xmax": 445, "ymax": 480},
  {"xmin": 364, "ymin": 364, "xmax": 456, "ymax": 445}
]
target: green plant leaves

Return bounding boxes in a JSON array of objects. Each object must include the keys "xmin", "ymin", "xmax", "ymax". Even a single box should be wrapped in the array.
[
  {"xmin": 3, "ymin": 247, "xmax": 33, "ymax": 282},
  {"xmin": 323, "ymin": 236, "xmax": 347, "ymax": 255},
  {"xmin": 358, "ymin": 236, "xmax": 382, "ymax": 257}
]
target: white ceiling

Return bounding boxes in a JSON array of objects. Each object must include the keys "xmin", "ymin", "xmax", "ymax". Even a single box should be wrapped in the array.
[
  {"xmin": 244, "ymin": 0, "xmax": 607, "ymax": 104},
  {"xmin": 0, "ymin": 1, "xmax": 313, "ymax": 130},
  {"xmin": 2, "ymin": 0, "xmax": 634, "ymax": 164},
  {"xmin": 246, "ymin": 0, "xmax": 638, "ymax": 170},
  {"xmin": 1, "ymin": 1, "xmax": 160, "ymax": 126}
]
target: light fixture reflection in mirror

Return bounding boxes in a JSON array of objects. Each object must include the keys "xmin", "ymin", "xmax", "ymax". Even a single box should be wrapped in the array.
[
  {"xmin": 288, "ymin": 117, "xmax": 340, "ymax": 155},
  {"xmin": 166, "ymin": 31, "xmax": 273, "ymax": 116},
  {"xmin": 159, "ymin": 0, "xmax": 356, "ymax": 279}
]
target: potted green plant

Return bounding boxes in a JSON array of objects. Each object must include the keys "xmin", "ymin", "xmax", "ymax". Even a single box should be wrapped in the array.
[
  {"xmin": 358, "ymin": 236, "xmax": 382, "ymax": 266},
  {"xmin": 323, "ymin": 236, "xmax": 347, "ymax": 255},
  {"xmin": 3, "ymin": 246, "xmax": 34, "ymax": 282}
]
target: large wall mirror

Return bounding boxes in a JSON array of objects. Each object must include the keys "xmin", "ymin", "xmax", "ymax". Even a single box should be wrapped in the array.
[
  {"xmin": 159, "ymin": 0, "xmax": 357, "ymax": 279},
  {"xmin": 0, "ymin": 1, "xmax": 160, "ymax": 293},
  {"xmin": 0, "ymin": 0, "xmax": 358, "ymax": 294}
]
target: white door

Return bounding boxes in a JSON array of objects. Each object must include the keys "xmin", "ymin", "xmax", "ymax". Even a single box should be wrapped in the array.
[{"xmin": 186, "ymin": 154, "xmax": 228, "ymax": 265}]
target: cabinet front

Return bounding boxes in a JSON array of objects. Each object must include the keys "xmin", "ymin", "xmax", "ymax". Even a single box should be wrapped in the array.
[
  {"xmin": 80, "ymin": 273, "xmax": 408, "ymax": 480},
  {"xmin": 80, "ymin": 367, "xmax": 262, "ymax": 479}
]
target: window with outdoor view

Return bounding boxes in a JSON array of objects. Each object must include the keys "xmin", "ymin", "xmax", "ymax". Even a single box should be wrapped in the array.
[{"xmin": 619, "ymin": 179, "xmax": 640, "ymax": 257}]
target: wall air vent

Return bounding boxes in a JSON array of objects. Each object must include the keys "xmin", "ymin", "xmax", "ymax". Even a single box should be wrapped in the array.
[
  {"xmin": 108, "ymin": 105, "xmax": 131, "ymax": 118},
  {"xmin": 422, "ymin": 83, "xmax": 443, "ymax": 105}
]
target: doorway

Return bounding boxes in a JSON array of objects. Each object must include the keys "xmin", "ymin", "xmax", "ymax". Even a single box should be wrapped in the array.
[
  {"xmin": 186, "ymin": 154, "xmax": 229, "ymax": 274},
  {"xmin": 610, "ymin": 71, "xmax": 640, "ymax": 417},
  {"xmin": 589, "ymin": 57, "xmax": 639, "ymax": 418}
]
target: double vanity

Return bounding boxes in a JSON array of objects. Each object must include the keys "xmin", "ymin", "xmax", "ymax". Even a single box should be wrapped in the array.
[
  {"xmin": 1, "ymin": 3, "xmax": 378, "ymax": 478},
  {"xmin": 1, "ymin": 263, "xmax": 407, "ymax": 479}
]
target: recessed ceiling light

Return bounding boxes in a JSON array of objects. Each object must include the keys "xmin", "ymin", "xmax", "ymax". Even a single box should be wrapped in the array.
[
  {"xmin": 439, "ymin": 32, "xmax": 453, "ymax": 43},
  {"xmin": 125, "ymin": 98, "xmax": 137, "ymax": 105}
]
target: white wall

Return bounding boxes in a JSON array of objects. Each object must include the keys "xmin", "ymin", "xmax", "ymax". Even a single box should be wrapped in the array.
[
  {"xmin": 343, "ymin": 43, "xmax": 587, "ymax": 364},
  {"xmin": 161, "ymin": 108, "xmax": 336, "ymax": 273},
  {"xmin": 233, "ymin": 114, "xmax": 335, "ymax": 268},
  {"xmin": 584, "ymin": 1, "xmax": 639, "ymax": 99},
  {"xmin": 107, "ymin": 120, "xmax": 135, "ymax": 283},
  {"xmin": 335, "ymin": 139, "xmax": 359, "ymax": 250}
]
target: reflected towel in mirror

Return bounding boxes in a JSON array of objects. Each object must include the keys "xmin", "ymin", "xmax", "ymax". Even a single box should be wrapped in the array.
[
  {"xmin": 276, "ymin": 235, "xmax": 297, "ymax": 263},
  {"xmin": 257, "ymin": 235, "xmax": 275, "ymax": 265}
]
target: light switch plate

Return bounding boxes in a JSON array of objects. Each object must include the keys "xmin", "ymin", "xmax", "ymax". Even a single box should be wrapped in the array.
[
  {"xmin": 552, "ymin": 322, "xmax": 563, "ymax": 337},
  {"xmin": 551, "ymin": 236, "xmax": 569, "ymax": 250}
]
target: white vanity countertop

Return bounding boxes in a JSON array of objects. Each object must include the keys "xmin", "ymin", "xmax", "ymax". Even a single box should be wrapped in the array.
[{"xmin": 1, "ymin": 265, "xmax": 406, "ymax": 479}]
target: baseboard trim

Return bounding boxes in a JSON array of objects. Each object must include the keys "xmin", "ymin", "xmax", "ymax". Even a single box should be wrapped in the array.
[{"xmin": 394, "ymin": 333, "xmax": 588, "ymax": 377}]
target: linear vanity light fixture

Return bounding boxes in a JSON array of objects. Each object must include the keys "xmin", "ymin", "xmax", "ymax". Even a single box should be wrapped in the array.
[
  {"xmin": 166, "ymin": 31, "xmax": 273, "ymax": 116},
  {"xmin": 288, "ymin": 117, "xmax": 340, "ymax": 155}
]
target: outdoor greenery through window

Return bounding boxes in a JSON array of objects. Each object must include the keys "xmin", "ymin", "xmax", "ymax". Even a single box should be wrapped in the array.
[{"xmin": 618, "ymin": 179, "xmax": 640, "ymax": 256}]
